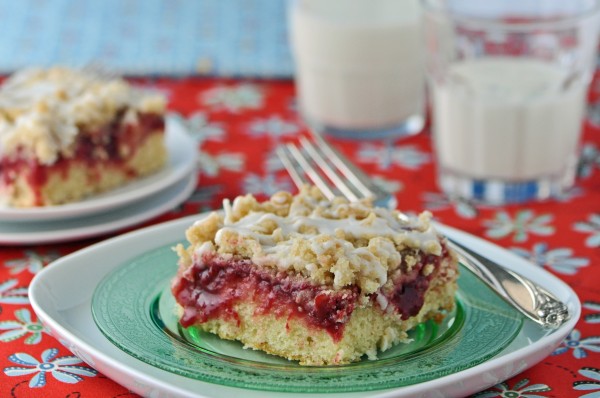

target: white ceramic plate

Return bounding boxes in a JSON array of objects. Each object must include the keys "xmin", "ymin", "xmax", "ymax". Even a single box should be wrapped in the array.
[
  {"xmin": 0, "ymin": 115, "xmax": 197, "ymax": 222},
  {"xmin": 0, "ymin": 173, "xmax": 196, "ymax": 245},
  {"xmin": 29, "ymin": 217, "xmax": 580, "ymax": 398}
]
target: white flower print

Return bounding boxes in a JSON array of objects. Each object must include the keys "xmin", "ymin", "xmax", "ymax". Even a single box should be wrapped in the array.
[
  {"xmin": 484, "ymin": 210, "xmax": 554, "ymax": 243},
  {"xmin": 0, "ymin": 309, "xmax": 47, "ymax": 345},
  {"xmin": 371, "ymin": 175, "xmax": 403, "ymax": 195},
  {"xmin": 574, "ymin": 367, "xmax": 600, "ymax": 398},
  {"xmin": 4, "ymin": 348, "xmax": 97, "ymax": 388},
  {"xmin": 5, "ymin": 250, "xmax": 59, "ymax": 275},
  {"xmin": 473, "ymin": 378, "xmax": 552, "ymax": 397},
  {"xmin": 358, "ymin": 143, "xmax": 430, "ymax": 170},
  {"xmin": 509, "ymin": 243, "xmax": 589, "ymax": 275},
  {"xmin": 247, "ymin": 115, "xmax": 300, "ymax": 139},
  {"xmin": 172, "ymin": 111, "xmax": 225, "ymax": 144},
  {"xmin": 242, "ymin": 173, "xmax": 293, "ymax": 197},
  {"xmin": 199, "ymin": 84, "xmax": 264, "ymax": 112},
  {"xmin": 264, "ymin": 147, "xmax": 287, "ymax": 173},
  {"xmin": 197, "ymin": 151, "xmax": 245, "ymax": 177},
  {"xmin": 573, "ymin": 213, "xmax": 600, "ymax": 248},
  {"xmin": 552, "ymin": 329, "xmax": 600, "ymax": 359},
  {"xmin": 422, "ymin": 192, "xmax": 479, "ymax": 219}
]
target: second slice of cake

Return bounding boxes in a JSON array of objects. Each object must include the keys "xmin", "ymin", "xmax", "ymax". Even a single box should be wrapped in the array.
[
  {"xmin": 172, "ymin": 186, "xmax": 458, "ymax": 365},
  {"xmin": 0, "ymin": 67, "xmax": 167, "ymax": 207}
]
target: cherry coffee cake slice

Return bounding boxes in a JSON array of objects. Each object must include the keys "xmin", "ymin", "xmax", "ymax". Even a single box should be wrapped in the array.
[
  {"xmin": 0, "ymin": 67, "xmax": 167, "ymax": 207},
  {"xmin": 172, "ymin": 186, "xmax": 458, "ymax": 365}
]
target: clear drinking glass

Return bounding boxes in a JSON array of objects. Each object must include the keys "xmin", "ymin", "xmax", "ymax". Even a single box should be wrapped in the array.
[
  {"xmin": 290, "ymin": 0, "xmax": 425, "ymax": 140},
  {"xmin": 423, "ymin": 0, "xmax": 600, "ymax": 204}
]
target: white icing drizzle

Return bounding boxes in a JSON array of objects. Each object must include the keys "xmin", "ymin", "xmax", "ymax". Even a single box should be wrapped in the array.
[
  {"xmin": 216, "ymin": 208, "xmax": 439, "ymax": 254},
  {"xmin": 191, "ymin": 188, "xmax": 444, "ymax": 294}
]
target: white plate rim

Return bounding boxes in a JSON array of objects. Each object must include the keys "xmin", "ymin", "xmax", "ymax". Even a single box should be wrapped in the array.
[
  {"xmin": 0, "ymin": 114, "xmax": 196, "ymax": 222},
  {"xmin": 29, "ymin": 217, "xmax": 580, "ymax": 398},
  {"xmin": 0, "ymin": 173, "xmax": 196, "ymax": 245}
]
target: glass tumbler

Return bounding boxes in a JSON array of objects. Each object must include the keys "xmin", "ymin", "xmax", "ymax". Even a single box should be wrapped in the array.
[{"xmin": 423, "ymin": 0, "xmax": 600, "ymax": 204}]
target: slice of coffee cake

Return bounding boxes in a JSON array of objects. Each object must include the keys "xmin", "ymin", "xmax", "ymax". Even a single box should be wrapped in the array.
[
  {"xmin": 172, "ymin": 186, "xmax": 458, "ymax": 365},
  {"xmin": 0, "ymin": 67, "xmax": 167, "ymax": 207}
]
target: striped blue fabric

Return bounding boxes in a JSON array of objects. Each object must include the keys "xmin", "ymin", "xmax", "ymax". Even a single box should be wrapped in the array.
[{"xmin": 0, "ymin": 0, "xmax": 293, "ymax": 77}]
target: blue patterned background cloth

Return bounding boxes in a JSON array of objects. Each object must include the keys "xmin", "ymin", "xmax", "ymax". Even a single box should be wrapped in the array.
[{"xmin": 0, "ymin": 0, "xmax": 293, "ymax": 77}]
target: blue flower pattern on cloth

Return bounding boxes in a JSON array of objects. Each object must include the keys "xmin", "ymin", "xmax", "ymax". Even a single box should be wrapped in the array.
[
  {"xmin": 197, "ymin": 152, "xmax": 245, "ymax": 177},
  {"xmin": 4, "ymin": 250, "xmax": 59, "ymax": 275},
  {"xmin": 552, "ymin": 329, "xmax": 600, "ymax": 359},
  {"xmin": 0, "ymin": 279, "xmax": 29, "ymax": 305},
  {"xmin": 173, "ymin": 111, "xmax": 226, "ymax": 144},
  {"xmin": 584, "ymin": 302, "xmax": 600, "ymax": 324},
  {"xmin": 358, "ymin": 143, "xmax": 431, "ymax": 170},
  {"xmin": 4, "ymin": 348, "xmax": 97, "ymax": 388},
  {"xmin": 577, "ymin": 143, "xmax": 600, "ymax": 179},
  {"xmin": 422, "ymin": 192, "xmax": 480, "ymax": 219},
  {"xmin": 0, "ymin": 309, "xmax": 46, "ymax": 345},
  {"xmin": 509, "ymin": 243, "xmax": 589, "ymax": 275},
  {"xmin": 242, "ymin": 173, "xmax": 293, "ymax": 197},
  {"xmin": 472, "ymin": 378, "xmax": 552, "ymax": 397},
  {"xmin": 370, "ymin": 175, "xmax": 403, "ymax": 196},
  {"xmin": 265, "ymin": 148, "xmax": 288, "ymax": 173},
  {"xmin": 171, "ymin": 111, "xmax": 245, "ymax": 177},
  {"xmin": 484, "ymin": 210, "xmax": 555, "ymax": 243},
  {"xmin": 574, "ymin": 214, "xmax": 600, "ymax": 248},
  {"xmin": 574, "ymin": 367, "xmax": 600, "ymax": 398},
  {"xmin": 247, "ymin": 115, "xmax": 301, "ymax": 140},
  {"xmin": 199, "ymin": 84, "xmax": 264, "ymax": 112}
]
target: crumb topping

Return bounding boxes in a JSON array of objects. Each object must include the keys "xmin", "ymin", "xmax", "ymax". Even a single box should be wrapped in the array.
[
  {"xmin": 0, "ymin": 67, "xmax": 166, "ymax": 164},
  {"xmin": 179, "ymin": 186, "xmax": 445, "ymax": 295}
]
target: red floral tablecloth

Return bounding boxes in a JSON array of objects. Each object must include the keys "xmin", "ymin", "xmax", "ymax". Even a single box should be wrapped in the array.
[{"xmin": 0, "ymin": 77, "xmax": 599, "ymax": 397}]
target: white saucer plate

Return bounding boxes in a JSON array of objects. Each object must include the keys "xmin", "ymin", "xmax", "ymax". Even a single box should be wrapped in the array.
[
  {"xmin": 0, "ymin": 173, "xmax": 196, "ymax": 245},
  {"xmin": 29, "ymin": 218, "xmax": 580, "ymax": 398},
  {"xmin": 0, "ymin": 114, "xmax": 197, "ymax": 222}
]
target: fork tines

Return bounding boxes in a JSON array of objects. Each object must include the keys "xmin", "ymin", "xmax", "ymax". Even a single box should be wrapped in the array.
[{"xmin": 276, "ymin": 134, "xmax": 376, "ymax": 202}]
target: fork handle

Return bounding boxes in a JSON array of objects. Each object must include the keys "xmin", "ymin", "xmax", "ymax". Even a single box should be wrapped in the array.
[{"xmin": 448, "ymin": 239, "xmax": 570, "ymax": 329}]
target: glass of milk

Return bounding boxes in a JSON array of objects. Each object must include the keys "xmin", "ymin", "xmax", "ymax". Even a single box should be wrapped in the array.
[
  {"xmin": 289, "ymin": 0, "xmax": 425, "ymax": 140},
  {"xmin": 423, "ymin": 0, "xmax": 600, "ymax": 204}
]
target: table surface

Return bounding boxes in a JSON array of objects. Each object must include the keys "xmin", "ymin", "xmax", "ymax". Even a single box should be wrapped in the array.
[{"xmin": 0, "ymin": 75, "xmax": 599, "ymax": 397}]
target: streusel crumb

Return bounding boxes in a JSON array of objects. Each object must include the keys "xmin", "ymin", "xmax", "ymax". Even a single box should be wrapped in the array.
[{"xmin": 182, "ymin": 186, "xmax": 444, "ymax": 295}]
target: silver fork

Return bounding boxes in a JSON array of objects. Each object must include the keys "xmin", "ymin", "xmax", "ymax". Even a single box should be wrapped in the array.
[
  {"xmin": 276, "ymin": 135, "xmax": 570, "ymax": 329},
  {"xmin": 276, "ymin": 134, "xmax": 396, "ymax": 209}
]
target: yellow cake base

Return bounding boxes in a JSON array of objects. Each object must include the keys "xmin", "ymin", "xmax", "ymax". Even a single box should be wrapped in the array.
[
  {"xmin": 182, "ymin": 280, "xmax": 456, "ymax": 366},
  {"xmin": 3, "ymin": 132, "xmax": 166, "ymax": 207}
]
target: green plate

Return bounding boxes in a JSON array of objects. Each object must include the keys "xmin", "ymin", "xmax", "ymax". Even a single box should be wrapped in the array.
[{"xmin": 92, "ymin": 242, "xmax": 523, "ymax": 393}]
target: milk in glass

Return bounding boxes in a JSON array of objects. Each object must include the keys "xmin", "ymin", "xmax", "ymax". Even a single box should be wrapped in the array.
[
  {"xmin": 432, "ymin": 57, "xmax": 586, "ymax": 182},
  {"xmin": 290, "ymin": 0, "xmax": 424, "ymax": 138}
]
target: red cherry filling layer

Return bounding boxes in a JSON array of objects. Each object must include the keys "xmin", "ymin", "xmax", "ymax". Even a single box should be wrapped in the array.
[
  {"xmin": 172, "ymin": 246, "xmax": 447, "ymax": 341},
  {"xmin": 172, "ymin": 254, "xmax": 359, "ymax": 341},
  {"xmin": 386, "ymin": 247, "xmax": 448, "ymax": 320}
]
